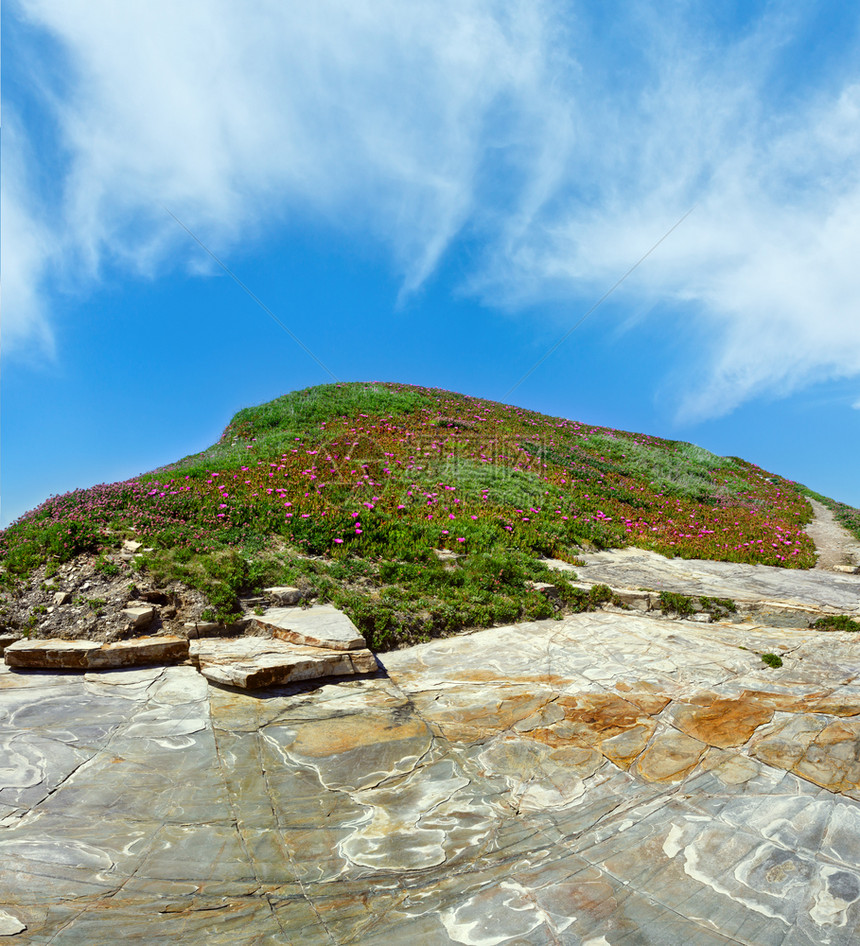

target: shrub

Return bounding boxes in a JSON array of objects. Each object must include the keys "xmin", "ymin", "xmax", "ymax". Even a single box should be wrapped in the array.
[
  {"xmin": 659, "ymin": 591, "xmax": 695, "ymax": 616},
  {"xmin": 812, "ymin": 615, "xmax": 860, "ymax": 633}
]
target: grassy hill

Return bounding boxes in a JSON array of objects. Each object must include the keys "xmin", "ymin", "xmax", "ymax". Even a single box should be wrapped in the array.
[{"xmin": 2, "ymin": 381, "xmax": 855, "ymax": 649}]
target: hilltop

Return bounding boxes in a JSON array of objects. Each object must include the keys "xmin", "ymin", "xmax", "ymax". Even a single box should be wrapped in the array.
[{"xmin": 2, "ymin": 382, "xmax": 858, "ymax": 649}]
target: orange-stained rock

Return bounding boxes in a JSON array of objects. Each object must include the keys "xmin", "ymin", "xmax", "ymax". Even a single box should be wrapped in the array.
[
  {"xmin": 633, "ymin": 730, "xmax": 708, "ymax": 782},
  {"xmin": 288, "ymin": 713, "xmax": 431, "ymax": 759},
  {"xmin": 672, "ymin": 696, "xmax": 774, "ymax": 748},
  {"xmin": 613, "ymin": 681, "xmax": 672, "ymax": 715},
  {"xmin": 408, "ymin": 685, "xmax": 559, "ymax": 742},
  {"xmin": 793, "ymin": 718, "xmax": 860, "ymax": 794},
  {"xmin": 600, "ymin": 722, "xmax": 655, "ymax": 768}
]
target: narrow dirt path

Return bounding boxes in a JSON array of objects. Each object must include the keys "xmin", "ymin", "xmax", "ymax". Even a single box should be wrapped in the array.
[{"xmin": 804, "ymin": 498, "xmax": 860, "ymax": 572}]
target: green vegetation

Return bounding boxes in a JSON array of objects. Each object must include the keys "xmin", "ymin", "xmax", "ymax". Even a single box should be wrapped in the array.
[
  {"xmin": 812, "ymin": 615, "xmax": 860, "ymax": 633},
  {"xmin": 0, "ymin": 381, "xmax": 829, "ymax": 649},
  {"xmin": 699, "ymin": 595, "xmax": 737, "ymax": 620},
  {"xmin": 658, "ymin": 591, "xmax": 695, "ymax": 616},
  {"xmin": 761, "ymin": 653, "xmax": 783, "ymax": 668},
  {"xmin": 86, "ymin": 598, "xmax": 107, "ymax": 615},
  {"xmin": 94, "ymin": 554, "xmax": 120, "ymax": 578}
]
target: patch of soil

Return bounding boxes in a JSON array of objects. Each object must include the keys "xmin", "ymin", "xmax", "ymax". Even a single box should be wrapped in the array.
[
  {"xmin": 0, "ymin": 551, "xmax": 210, "ymax": 643},
  {"xmin": 804, "ymin": 499, "xmax": 860, "ymax": 571}
]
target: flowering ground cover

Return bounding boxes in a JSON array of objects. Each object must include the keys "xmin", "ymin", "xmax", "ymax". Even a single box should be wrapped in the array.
[{"xmin": 1, "ymin": 381, "xmax": 846, "ymax": 648}]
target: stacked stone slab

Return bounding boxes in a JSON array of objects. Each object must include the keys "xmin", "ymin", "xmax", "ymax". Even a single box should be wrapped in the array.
[
  {"xmin": 193, "ymin": 603, "xmax": 378, "ymax": 689},
  {"xmin": 3, "ymin": 604, "xmax": 377, "ymax": 690}
]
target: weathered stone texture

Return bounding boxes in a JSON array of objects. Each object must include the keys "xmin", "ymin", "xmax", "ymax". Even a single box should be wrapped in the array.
[
  {"xmin": 4, "ymin": 635, "xmax": 188, "ymax": 670},
  {"xmin": 2, "ymin": 590, "xmax": 860, "ymax": 942}
]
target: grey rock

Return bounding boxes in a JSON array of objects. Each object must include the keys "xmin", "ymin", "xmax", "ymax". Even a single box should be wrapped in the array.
[
  {"xmin": 192, "ymin": 636, "xmax": 378, "ymax": 689},
  {"xmin": 611, "ymin": 588, "xmax": 651, "ymax": 610},
  {"xmin": 53, "ymin": 591, "xmax": 71, "ymax": 606},
  {"xmin": 183, "ymin": 621, "xmax": 226, "ymax": 638},
  {"xmin": 0, "ymin": 910, "xmax": 26, "ymax": 935},
  {"xmin": 4, "ymin": 635, "xmax": 188, "ymax": 670},
  {"xmin": 122, "ymin": 606, "xmax": 156, "ymax": 628},
  {"xmin": 263, "ymin": 586, "xmax": 303, "ymax": 606},
  {"xmin": 432, "ymin": 549, "xmax": 461, "ymax": 562},
  {"xmin": 254, "ymin": 604, "xmax": 366, "ymax": 651},
  {"xmin": 0, "ymin": 634, "xmax": 21, "ymax": 655}
]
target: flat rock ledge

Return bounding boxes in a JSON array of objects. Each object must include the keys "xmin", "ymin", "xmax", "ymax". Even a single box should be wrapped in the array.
[
  {"xmin": 192, "ymin": 636, "xmax": 378, "ymax": 689},
  {"xmin": 2, "ymin": 607, "xmax": 376, "ymax": 690},
  {"xmin": 253, "ymin": 603, "xmax": 367, "ymax": 650},
  {"xmin": 3, "ymin": 635, "xmax": 189, "ymax": 670}
]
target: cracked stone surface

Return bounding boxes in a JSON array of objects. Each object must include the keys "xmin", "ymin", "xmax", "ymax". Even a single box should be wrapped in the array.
[
  {"xmin": 2, "ymin": 602, "xmax": 859, "ymax": 944},
  {"xmin": 559, "ymin": 547, "xmax": 860, "ymax": 617}
]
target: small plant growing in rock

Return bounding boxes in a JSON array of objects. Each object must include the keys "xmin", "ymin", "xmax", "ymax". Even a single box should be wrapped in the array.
[
  {"xmin": 699, "ymin": 595, "xmax": 737, "ymax": 619},
  {"xmin": 86, "ymin": 597, "xmax": 107, "ymax": 615},
  {"xmin": 659, "ymin": 591, "xmax": 694, "ymax": 616},
  {"xmin": 761, "ymin": 652, "xmax": 783, "ymax": 668},
  {"xmin": 588, "ymin": 583, "xmax": 613, "ymax": 607},
  {"xmin": 94, "ymin": 555, "xmax": 120, "ymax": 578},
  {"xmin": 812, "ymin": 615, "xmax": 860, "ymax": 633}
]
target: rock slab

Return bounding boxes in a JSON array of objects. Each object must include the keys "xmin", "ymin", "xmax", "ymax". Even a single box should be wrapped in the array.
[
  {"xmin": 4, "ymin": 635, "xmax": 189, "ymax": 670},
  {"xmin": 192, "ymin": 636, "xmax": 378, "ymax": 689},
  {"xmin": 253, "ymin": 604, "xmax": 367, "ymax": 650}
]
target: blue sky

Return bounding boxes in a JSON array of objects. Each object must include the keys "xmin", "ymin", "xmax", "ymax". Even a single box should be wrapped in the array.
[{"xmin": 3, "ymin": 0, "xmax": 860, "ymax": 527}]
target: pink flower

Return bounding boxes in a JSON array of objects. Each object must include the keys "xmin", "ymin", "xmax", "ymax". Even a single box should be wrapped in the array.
[{"xmin": 334, "ymin": 538, "xmax": 344, "ymax": 544}]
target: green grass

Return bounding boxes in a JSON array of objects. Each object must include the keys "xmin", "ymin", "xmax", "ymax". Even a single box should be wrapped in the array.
[{"xmin": 761, "ymin": 653, "xmax": 783, "ymax": 668}]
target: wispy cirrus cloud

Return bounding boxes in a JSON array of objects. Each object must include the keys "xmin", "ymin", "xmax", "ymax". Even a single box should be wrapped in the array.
[{"xmin": 5, "ymin": 1, "xmax": 860, "ymax": 420}]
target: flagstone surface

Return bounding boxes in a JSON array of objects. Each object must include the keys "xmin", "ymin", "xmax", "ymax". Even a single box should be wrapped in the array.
[
  {"xmin": 1, "ymin": 601, "xmax": 859, "ymax": 944},
  {"xmin": 561, "ymin": 547, "xmax": 860, "ymax": 616}
]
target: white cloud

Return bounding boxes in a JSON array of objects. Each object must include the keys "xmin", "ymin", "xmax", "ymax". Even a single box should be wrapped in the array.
[
  {"xmin": 1, "ymin": 116, "xmax": 58, "ymax": 356},
  {"xmin": 6, "ymin": 1, "xmax": 860, "ymax": 420}
]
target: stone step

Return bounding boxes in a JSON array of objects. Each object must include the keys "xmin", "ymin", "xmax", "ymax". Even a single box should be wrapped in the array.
[
  {"xmin": 192, "ymin": 636, "xmax": 378, "ymax": 689},
  {"xmin": 0, "ymin": 634, "xmax": 21, "ymax": 655},
  {"xmin": 4, "ymin": 635, "xmax": 189, "ymax": 671},
  {"xmin": 253, "ymin": 604, "xmax": 366, "ymax": 651}
]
